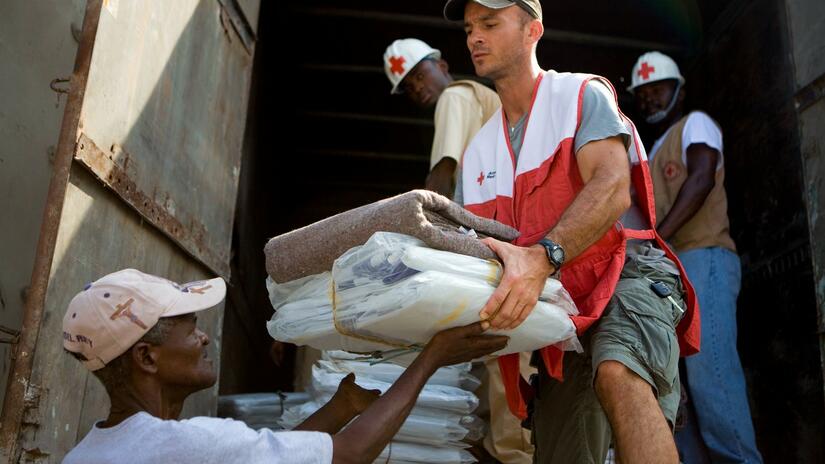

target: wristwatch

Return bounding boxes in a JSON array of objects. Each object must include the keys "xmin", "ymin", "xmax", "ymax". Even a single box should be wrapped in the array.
[{"xmin": 537, "ymin": 239, "xmax": 565, "ymax": 271}]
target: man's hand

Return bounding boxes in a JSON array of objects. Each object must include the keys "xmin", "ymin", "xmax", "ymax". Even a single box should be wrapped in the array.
[
  {"xmin": 295, "ymin": 373, "xmax": 379, "ymax": 434},
  {"xmin": 330, "ymin": 322, "xmax": 507, "ymax": 464},
  {"xmin": 331, "ymin": 373, "xmax": 381, "ymax": 417},
  {"xmin": 478, "ymin": 237, "xmax": 553, "ymax": 330},
  {"xmin": 421, "ymin": 321, "xmax": 509, "ymax": 368}
]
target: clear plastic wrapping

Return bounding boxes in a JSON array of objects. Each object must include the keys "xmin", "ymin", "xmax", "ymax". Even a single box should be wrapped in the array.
[
  {"xmin": 217, "ymin": 392, "xmax": 310, "ymax": 431},
  {"xmin": 374, "ymin": 442, "xmax": 477, "ymax": 463},
  {"xmin": 311, "ymin": 367, "xmax": 479, "ymax": 415},
  {"xmin": 267, "ymin": 232, "xmax": 581, "ymax": 356},
  {"xmin": 317, "ymin": 355, "xmax": 482, "ymax": 391},
  {"xmin": 278, "ymin": 399, "xmax": 478, "ymax": 448}
]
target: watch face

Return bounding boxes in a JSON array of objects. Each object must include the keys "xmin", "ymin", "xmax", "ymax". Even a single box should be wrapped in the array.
[{"xmin": 551, "ymin": 247, "xmax": 565, "ymax": 263}]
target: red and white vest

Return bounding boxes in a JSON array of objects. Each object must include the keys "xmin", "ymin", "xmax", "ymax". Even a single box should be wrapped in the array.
[{"xmin": 462, "ymin": 71, "xmax": 701, "ymax": 419}]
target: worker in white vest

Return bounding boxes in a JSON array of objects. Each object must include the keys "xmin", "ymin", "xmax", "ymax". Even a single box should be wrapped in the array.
[
  {"xmin": 444, "ymin": 0, "xmax": 703, "ymax": 463},
  {"xmin": 384, "ymin": 39, "xmax": 534, "ymax": 464},
  {"xmin": 629, "ymin": 51, "xmax": 762, "ymax": 464},
  {"xmin": 384, "ymin": 38, "xmax": 500, "ymax": 200}
]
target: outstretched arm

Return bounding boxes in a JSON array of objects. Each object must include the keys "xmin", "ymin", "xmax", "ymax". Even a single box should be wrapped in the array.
[{"xmin": 330, "ymin": 322, "xmax": 508, "ymax": 464}]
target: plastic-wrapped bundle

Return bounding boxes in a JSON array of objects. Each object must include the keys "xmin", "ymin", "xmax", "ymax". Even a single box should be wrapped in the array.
[
  {"xmin": 311, "ymin": 367, "xmax": 478, "ymax": 415},
  {"xmin": 278, "ymin": 354, "xmax": 485, "ymax": 459},
  {"xmin": 217, "ymin": 392, "xmax": 310, "ymax": 430},
  {"xmin": 267, "ymin": 232, "xmax": 580, "ymax": 355},
  {"xmin": 278, "ymin": 399, "xmax": 477, "ymax": 448},
  {"xmin": 308, "ymin": 394, "xmax": 486, "ymax": 443},
  {"xmin": 317, "ymin": 355, "xmax": 482, "ymax": 391},
  {"xmin": 374, "ymin": 442, "xmax": 477, "ymax": 464}
]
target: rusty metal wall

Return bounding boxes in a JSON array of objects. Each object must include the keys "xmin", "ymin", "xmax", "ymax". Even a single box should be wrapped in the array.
[
  {"xmin": 16, "ymin": 165, "xmax": 226, "ymax": 461},
  {"xmin": 2, "ymin": 0, "xmax": 258, "ymax": 460},
  {"xmin": 785, "ymin": 0, "xmax": 825, "ymax": 406},
  {"xmin": 0, "ymin": 0, "xmax": 85, "ymax": 411},
  {"xmin": 73, "ymin": 0, "xmax": 255, "ymax": 278}
]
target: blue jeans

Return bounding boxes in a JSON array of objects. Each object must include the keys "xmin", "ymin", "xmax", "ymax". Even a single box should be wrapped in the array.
[{"xmin": 675, "ymin": 247, "xmax": 762, "ymax": 463}]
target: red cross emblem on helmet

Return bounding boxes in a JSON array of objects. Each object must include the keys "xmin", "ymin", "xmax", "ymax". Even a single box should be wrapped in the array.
[
  {"xmin": 388, "ymin": 56, "xmax": 406, "ymax": 75},
  {"xmin": 638, "ymin": 62, "xmax": 656, "ymax": 80}
]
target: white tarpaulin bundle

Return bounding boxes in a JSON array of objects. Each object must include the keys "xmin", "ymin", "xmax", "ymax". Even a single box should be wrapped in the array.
[
  {"xmin": 318, "ymin": 351, "xmax": 482, "ymax": 391},
  {"xmin": 267, "ymin": 232, "xmax": 580, "ymax": 355},
  {"xmin": 278, "ymin": 353, "xmax": 483, "ymax": 463}
]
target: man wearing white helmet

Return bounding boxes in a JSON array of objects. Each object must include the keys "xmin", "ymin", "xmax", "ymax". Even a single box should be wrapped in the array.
[
  {"xmin": 384, "ymin": 38, "xmax": 499, "ymax": 200},
  {"xmin": 630, "ymin": 51, "xmax": 763, "ymax": 463},
  {"xmin": 384, "ymin": 38, "xmax": 531, "ymax": 464},
  {"xmin": 444, "ymin": 1, "xmax": 702, "ymax": 463},
  {"xmin": 61, "ymin": 269, "xmax": 508, "ymax": 463}
]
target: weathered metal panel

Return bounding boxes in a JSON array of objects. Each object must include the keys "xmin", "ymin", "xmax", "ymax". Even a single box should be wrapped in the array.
[
  {"xmin": 236, "ymin": 0, "xmax": 261, "ymax": 34},
  {"xmin": 17, "ymin": 165, "xmax": 225, "ymax": 462},
  {"xmin": 785, "ymin": 0, "xmax": 825, "ymax": 89},
  {"xmin": 0, "ymin": 1, "xmax": 103, "ymax": 459},
  {"xmin": 2, "ymin": 0, "xmax": 257, "ymax": 459},
  {"xmin": 786, "ymin": 0, "xmax": 825, "ymax": 406},
  {"xmin": 0, "ymin": 0, "xmax": 85, "ymax": 412},
  {"xmin": 799, "ymin": 96, "xmax": 825, "ymax": 386},
  {"xmin": 76, "ymin": 0, "xmax": 255, "ymax": 278}
]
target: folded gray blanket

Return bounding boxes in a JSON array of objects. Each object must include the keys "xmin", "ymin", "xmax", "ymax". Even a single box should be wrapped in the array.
[{"xmin": 264, "ymin": 190, "xmax": 519, "ymax": 283}]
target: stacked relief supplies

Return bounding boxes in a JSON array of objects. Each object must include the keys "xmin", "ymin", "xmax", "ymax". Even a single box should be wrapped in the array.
[
  {"xmin": 278, "ymin": 351, "xmax": 484, "ymax": 464},
  {"xmin": 264, "ymin": 191, "xmax": 583, "ymax": 463},
  {"xmin": 267, "ymin": 232, "xmax": 581, "ymax": 356}
]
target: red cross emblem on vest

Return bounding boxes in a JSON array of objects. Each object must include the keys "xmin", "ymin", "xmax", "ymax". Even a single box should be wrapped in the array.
[
  {"xmin": 638, "ymin": 62, "xmax": 655, "ymax": 80},
  {"xmin": 664, "ymin": 161, "xmax": 682, "ymax": 180},
  {"xmin": 477, "ymin": 171, "xmax": 485, "ymax": 186},
  {"xmin": 389, "ymin": 56, "xmax": 406, "ymax": 75}
]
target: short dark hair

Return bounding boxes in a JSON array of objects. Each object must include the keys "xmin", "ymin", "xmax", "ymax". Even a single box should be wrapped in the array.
[{"xmin": 66, "ymin": 318, "xmax": 176, "ymax": 392}]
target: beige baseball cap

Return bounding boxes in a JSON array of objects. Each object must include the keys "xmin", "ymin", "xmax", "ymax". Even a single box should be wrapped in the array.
[
  {"xmin": 63, "ymin": 268, "xmax": 226, "ymax": 371},
  {"xmin": 444, "ymin": 0, "xmax": 543, "ymax": 21}
]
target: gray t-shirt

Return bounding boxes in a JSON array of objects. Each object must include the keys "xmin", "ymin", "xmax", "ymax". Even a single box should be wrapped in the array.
[
  {"xmin": 454, "ymin": 81, "xmax": 629, "ymax": 203},
  {"xmin": 453, "ymin": 81, "xmax": 679, "ymax": 275}
]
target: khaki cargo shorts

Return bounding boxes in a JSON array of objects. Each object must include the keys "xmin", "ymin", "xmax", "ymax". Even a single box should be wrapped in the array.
[{"xmin": 530, "ymin": 263, "xmax": 685, "ymax": 464}]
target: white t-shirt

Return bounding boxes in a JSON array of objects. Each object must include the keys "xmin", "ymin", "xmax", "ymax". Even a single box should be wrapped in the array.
[
  {"xmin": 63, "ymin": 412, "xmax": 333, "ymax": 464},
  {"xmin": 649, "ymin": 111, "xmax": 724, "ymax": 169}
]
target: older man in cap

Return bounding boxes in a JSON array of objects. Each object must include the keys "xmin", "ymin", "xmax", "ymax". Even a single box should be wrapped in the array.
[
  {"xmin": 443, "ymin": 1, "xmax": 702, "ymax": 463},
  {"xmin": 62, "ymin": 269, "xmax": 508, "ymax": 463}
]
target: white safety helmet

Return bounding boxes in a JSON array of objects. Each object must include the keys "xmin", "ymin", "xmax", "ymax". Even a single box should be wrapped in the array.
[
  {"xmin": 629, "ymin": 51, "xmax": 685, "ymax": 124},
  {"xmin": 383, "ymin": 38, "xmax": 441, "ymax": 95},
  {"xmin": 627, "ymin": 51, "xmax": 685, "ymax": 92}
]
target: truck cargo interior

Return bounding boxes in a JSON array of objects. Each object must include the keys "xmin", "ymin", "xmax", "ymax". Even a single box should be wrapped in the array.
[
  {"xmin": 3, "ymin": 0, "xmax": 824, "ymax": 462},
  {"xmin": 221, "ymin": 1, "xmax": 824, "ymax": 461}
]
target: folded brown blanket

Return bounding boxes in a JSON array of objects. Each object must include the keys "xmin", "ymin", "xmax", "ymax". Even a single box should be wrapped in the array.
[{"xmin": 264, "ymin": 190, "xmax": 519, "ymax": 283}]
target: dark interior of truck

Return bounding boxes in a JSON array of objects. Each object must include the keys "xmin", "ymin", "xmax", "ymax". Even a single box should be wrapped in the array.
[{"xmin": 223, "ymin": 1, "xmax": 824, "ymax": 461}]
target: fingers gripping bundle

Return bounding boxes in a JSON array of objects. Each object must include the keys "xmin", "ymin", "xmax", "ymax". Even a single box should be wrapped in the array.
[{"xmin": 267, "ymin": 232, "xmax": 581, "ymax": 356}]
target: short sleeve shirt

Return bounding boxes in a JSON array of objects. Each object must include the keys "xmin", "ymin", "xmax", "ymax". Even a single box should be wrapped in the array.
[
  {"xmin": 431, "ymin": 81, "xmax": 500, "ymax": 170},
  {"xmin": 649, "ymin": 111, "xmax": 724, "ymax": 169},
  {"xmin": 62, "ymin": 412, "xmax": 333, "ymax": 464}
]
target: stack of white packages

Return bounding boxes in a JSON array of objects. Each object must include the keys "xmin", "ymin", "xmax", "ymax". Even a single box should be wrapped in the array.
[
  {"xmin": 267, "ymin": 232, "xmax": 581, "ymax": 356},
  {"xmin": 217, "ymin": 391, "xmax": 310, "ymax": 430},
  {"xmin": 278, "ymin": 351, "xmax": 483, "ymax": 464}
]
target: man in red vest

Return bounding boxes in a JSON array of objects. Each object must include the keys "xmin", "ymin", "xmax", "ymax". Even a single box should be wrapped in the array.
[{"xmin": 443, "ymin": 1, "xmax": 701, "ymax": 463}]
